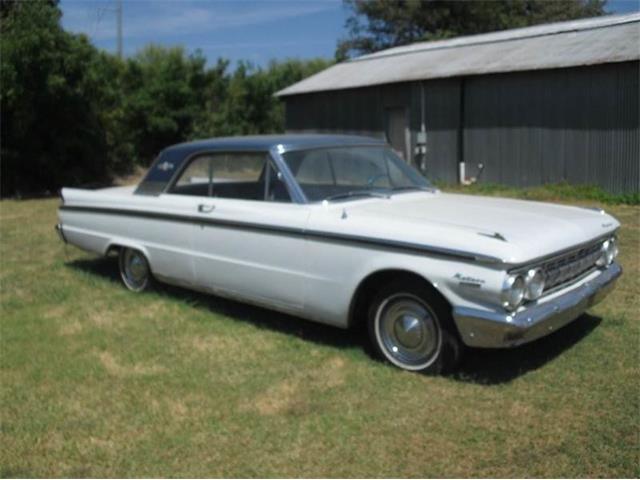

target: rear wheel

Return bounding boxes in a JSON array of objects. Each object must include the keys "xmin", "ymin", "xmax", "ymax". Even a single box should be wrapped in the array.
[
  {"xmin": 118, "ymin": 248, "xmax": 152, "ymax": 292},
  {"xmin": 368, "ymin": 280, "xmax": 463, "ymax": 374}
]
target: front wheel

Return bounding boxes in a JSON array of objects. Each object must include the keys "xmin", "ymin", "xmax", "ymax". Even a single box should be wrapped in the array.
[
  {"xmin": 118, "ymin": 248, "xmax": 153, "ymax": 292},
  {"xmin": 368, "ymin": 281, "xmax": 463, "ymax": 374}
]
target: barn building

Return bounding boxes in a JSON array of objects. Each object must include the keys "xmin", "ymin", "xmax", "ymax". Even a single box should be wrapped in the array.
[{"xmin": 276, "ymin": 13, "xmax": 640, "ymax": 194}]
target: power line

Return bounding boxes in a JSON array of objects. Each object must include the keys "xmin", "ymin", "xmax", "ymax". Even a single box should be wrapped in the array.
[
  {"xmin": 92, "ymin": 0, "xmax": 123, "ymax": 58},
  {"xmin": 116, "ymin": 0, "xmax": 123, "ymax": 59}
]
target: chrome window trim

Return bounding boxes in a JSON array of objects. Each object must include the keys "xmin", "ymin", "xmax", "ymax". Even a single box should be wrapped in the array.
[
  {"xmin": 161, "ymin": 149, "xmax": 302, "ymax": 204},
  {"xmin": 272, "ymin": 143, "xmax": 433, "ymax": 204},
  {"xmin": 268, "ymin": 146, "xmax": 308, "ymax": 204},
  {"xmin": 274, "ymin": 142, "xmax": 387, "ymax": 154}
]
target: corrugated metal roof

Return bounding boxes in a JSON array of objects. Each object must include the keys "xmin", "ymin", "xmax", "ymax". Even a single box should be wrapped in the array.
[{"xmin": 277, "ymin": 13, "xmax": 640, "ymax": 96}]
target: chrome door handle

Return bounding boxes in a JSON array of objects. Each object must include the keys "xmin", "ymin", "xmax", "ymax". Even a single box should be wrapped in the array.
[{"xmin": 198, "ymin": 204, "xmax": 215, "ymax": 213}]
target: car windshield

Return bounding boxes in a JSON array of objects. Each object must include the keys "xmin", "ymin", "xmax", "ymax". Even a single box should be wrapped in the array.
[{"xmin": 282, "ymin": 146, "xmax": 432, "ymax": 202}]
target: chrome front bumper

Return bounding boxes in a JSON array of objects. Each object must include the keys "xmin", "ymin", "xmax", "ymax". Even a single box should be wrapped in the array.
[{"xmin": 453, "ymin": 263, "xmax": 622, "ymax": 348}]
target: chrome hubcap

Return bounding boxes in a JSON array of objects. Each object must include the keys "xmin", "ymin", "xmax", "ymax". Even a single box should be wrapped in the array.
[
  {"xmin": 377, "ymin": 295, "xmax": 441, "ymax": 368},
  {"xmin": 394, "ymin": 314, "xmax": 424, "ymax": 349},
  {"xmin": 123, "ymin": 250, "xmax": 148, "ymax": 289}
]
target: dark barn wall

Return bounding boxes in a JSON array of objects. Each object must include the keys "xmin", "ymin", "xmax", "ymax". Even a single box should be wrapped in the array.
[
  {"xmin": 284, "ymin": 86, "xmax": 384, "ymax": 138},
  {"xmin": 417, "ymin": 79, "xmax": 461, "ymax": 183},
  {"xmin": 283, "ymin": 60, "xmax": 639, "ymax": 193},
  {"xmin": 284, "ymin": 83, "xmax": 412, "ymax": 139},
  {"xmin": 464, "ymin": 61, "xmax": 639, "ymax": 193}
]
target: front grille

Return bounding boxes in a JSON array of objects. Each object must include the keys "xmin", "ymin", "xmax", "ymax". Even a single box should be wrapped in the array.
[{"xmin": 541, "ymin": 242, "xmax": 602, "ymax": 292}]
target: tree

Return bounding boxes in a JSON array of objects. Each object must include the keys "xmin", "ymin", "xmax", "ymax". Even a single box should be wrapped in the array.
[
  {"xmin": 118, "ymin": 45, "xmax": 213, "ymax": 166},
  {"xmin": 1, "ymin": 0, "xmax": 116, "ymax": 195},
  {"xmin": 336, "ymin": 0, "xmax": 607, "ymax": 60},
  {"xmin": 191, "ymin": 58, "xmax": 332, "ymax": 139}
]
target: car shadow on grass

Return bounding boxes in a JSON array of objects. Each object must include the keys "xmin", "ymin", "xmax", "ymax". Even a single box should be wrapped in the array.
[
  {"xmin": 451, "ymin": 313, "xmax": 602, "ymax": 384},
  {"xmin": 68, "ymin": 257, "xmax": 362, "ymax": 351},
  {"xmin": 68, "ymin": 257, "xmax": 602, "ymax": 384}
]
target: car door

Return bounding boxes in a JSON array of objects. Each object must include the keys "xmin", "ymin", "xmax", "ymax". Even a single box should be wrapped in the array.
[
  {"xmin": 153, "ymin": 155, "xmax": 213, "ymax": 287},
  {"xmin": 172, "ymin": 151, "xmax": 311, "ymax": 312}
]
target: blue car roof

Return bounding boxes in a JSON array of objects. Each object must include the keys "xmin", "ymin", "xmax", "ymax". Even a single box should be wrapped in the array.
[
  {"xmin": 136, "ymin": 134, "xmax": 386, "ymax": 195},
  {"xmin": 164, "ymin": 134, "xmax": 385, "ymax": 155}
]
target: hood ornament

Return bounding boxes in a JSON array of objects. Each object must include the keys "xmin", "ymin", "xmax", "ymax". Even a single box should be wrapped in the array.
[
  {"xmin": 477, "ymin": 231, "xmax": 507, "ymax": 242},
  {"xmin": 581, "ymin": 206, "xmax": 605, "ymax": 214}
]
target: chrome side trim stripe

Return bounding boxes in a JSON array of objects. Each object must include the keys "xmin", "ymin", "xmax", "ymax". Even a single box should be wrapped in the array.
[{"xmin": 59, "ymin": 205, "xmax": 502, "ymax": 264}]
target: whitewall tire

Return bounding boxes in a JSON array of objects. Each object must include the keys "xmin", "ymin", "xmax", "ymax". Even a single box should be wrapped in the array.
[{"xmin": 118, "ymin": 248, "xmax": 153, "ymax": 292}]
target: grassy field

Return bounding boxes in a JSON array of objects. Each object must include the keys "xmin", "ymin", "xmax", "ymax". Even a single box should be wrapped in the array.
[{"xmin": 1, "ymin": 195, "xmax": 638, "ymax": 477}]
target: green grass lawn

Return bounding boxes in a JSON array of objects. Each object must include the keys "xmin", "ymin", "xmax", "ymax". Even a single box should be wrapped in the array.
[{"xmin": 1, "ymin": 195, "xmax": 638, "ymax": 477}]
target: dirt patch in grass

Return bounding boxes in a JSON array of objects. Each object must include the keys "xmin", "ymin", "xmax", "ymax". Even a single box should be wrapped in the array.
[
  {"xmin": 317, "ymin": 355, "xmax": 346, "ymax": 388},
  {"xmin": 96, "ymin": 350, "xmax": 166, "ymax": 377},
  {"xmin": 245, "ymin": 355, "xmax": 347, "ymax": 416},
  {"xmin": 90, "ymin": 310, "xmax": 117, "ymax": 328},
  {"xmin": 166, "ymin": 398, "xmax": 189, "ymax": 420},
  {"xmin": 191, "ymin": 334, "xmax": 233, "ymax": 353},
  {"xmin": 252, "ymin": 379, "xmax": 302, "ymax": 416},
  {"xmin": 59, "ymin": 320, "xmax": 83, "ymax": 336},
  {"xmin": 184, "ymin": 331, "xmax": 275, "ymax": 362}
]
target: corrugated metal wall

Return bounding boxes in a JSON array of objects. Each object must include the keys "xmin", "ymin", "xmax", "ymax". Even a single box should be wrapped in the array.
[
  {"xmin": 284, "ymin": 82, "xmax": 460, "ymax": 183},
  {"xmin": 285, "ymin": 86, "xmax": 384, "ymax": 138},
  {"xmin": 284, "ymin": 83, "xmax": 413, "ymax": 138},
  {"xmin": 283, "ymin": 60, "xmax": 639, "ymax": 193},
  {"xmin": 464, "ymin": 61, "xmax": 639, "ymax": 193},
  {"xmin": 418, "ymin": 80, "xmax": 461, "ymax": 183}
]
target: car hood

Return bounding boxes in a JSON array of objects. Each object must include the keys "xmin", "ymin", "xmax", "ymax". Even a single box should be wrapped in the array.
[{"xmin": 313, "ymin": 191, "xmax": 620, "ymax": 265}]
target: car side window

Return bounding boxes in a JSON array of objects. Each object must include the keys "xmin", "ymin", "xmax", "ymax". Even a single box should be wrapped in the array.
[
  {"xmin": 170, "ymin": 152, "xmax": 291, "ymax": 202},
  {"xmin": 173, "ymin": 155, "xmax": 212, "ymax": 197}
]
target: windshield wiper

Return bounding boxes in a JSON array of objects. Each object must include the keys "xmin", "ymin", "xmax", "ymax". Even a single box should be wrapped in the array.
[{"xmin": 324, "ymin": 190, "xmax": 391, "ymax": 202}]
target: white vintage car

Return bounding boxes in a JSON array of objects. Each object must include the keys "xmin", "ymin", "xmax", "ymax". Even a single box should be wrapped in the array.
[{"xmin": 56, "ymin": 135, "xmax": 622, "ymax": 373}]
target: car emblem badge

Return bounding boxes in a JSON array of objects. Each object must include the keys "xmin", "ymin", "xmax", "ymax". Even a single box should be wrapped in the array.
[
  {"xmin": 157, "ymin": 161, "xmax": 174, "ymax": 172},
  {"xmin": 454, "ymin": 273, "xmax": 485, "ymax": 288}
]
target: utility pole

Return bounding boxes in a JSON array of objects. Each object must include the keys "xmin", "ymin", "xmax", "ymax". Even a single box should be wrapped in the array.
[{"xmin": 116, "ymin": 0, "xmax": 123, "ymax": 59}]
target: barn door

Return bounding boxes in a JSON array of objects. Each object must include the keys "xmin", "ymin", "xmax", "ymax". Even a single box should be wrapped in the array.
[{"xmin": 385, "ymin": 107, "xmax": 409, "ymax": 161}]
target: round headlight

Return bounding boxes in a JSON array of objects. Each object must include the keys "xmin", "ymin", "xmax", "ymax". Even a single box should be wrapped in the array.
[
  {"xmin": 597, "ymin": 238, "xmax": 618, "ymax": 267},
  {"xmin": 596, "ymin": 240, "xmax": 610, "ymax": 267},
  {"xmin": 524, "ymin": 268, "xmax": 545, "ymax": 300},
  {"xmin": 606, "ymin": 238, "xmax": 618, "ymax": 264},
  {"xmin": 502, "ymin": 275, "xmax": 525, "ymax": 311}
]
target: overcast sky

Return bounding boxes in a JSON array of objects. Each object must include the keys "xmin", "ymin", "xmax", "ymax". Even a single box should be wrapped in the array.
[{"xmin": 60, "ymin": 0, "xmax": 640, "ymax": 67}]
